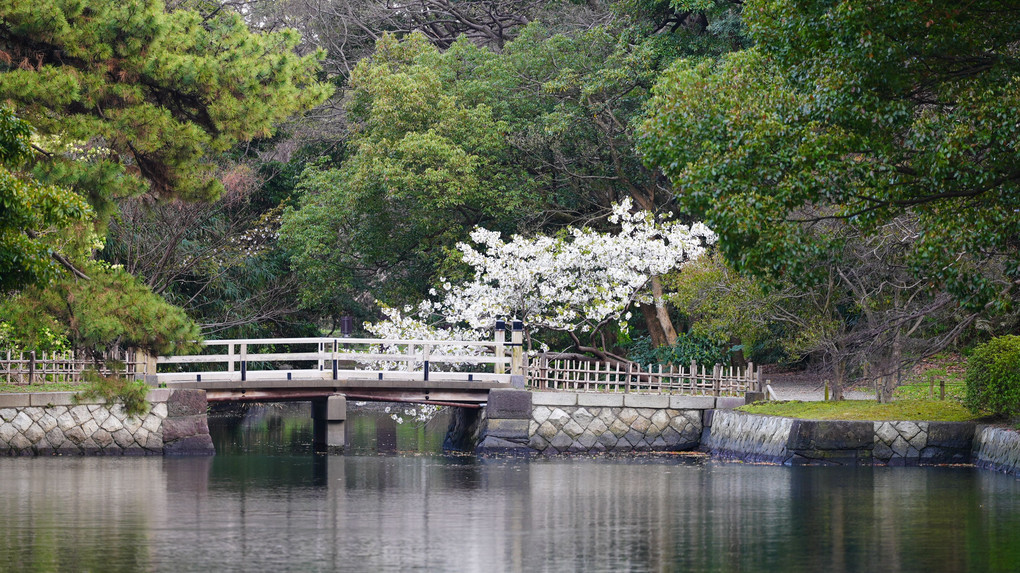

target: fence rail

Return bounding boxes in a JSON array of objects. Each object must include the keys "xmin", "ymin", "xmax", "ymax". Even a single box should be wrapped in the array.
[
  {"xmin": 529, "ymin": 354, "xmax": 759, "ymax": 396},
  {"xmin": 0, "ymin": 349, "xmax": 150, "ymax": 386},
  {"xmin": 155, "ymin": 335, "xmax": 521, "ymax": 384},
  {"xmin": 1, "ymin": 334, "xmax": 759, "ymax": 398}
]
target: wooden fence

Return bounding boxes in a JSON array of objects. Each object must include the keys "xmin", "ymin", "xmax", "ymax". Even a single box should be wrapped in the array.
[
  {"xmin": 528, "ymin": 354, "xmax": 759, "ymax": 396},
  {"xmin": 0, "ymin": 349, "xmax": 151, "ymax": 386}
]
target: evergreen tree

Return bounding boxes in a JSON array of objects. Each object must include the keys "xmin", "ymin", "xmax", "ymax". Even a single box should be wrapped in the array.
[
  {"xmin": 0, "ymin": 0, "xmax": 331, "ymax": 352},
  {"xmin": 0, "ymin": 106, "xmax": 93, "ymax": 293}
]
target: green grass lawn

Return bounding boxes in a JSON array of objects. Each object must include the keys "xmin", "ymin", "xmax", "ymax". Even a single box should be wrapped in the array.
[
  {"xmin": 739, "ymin": 399, "xmax": 980, "ymax": 422},
  {"xmin": 898, "ymin": 353, "xmax": 967, "ymax": 400},
  {"xmin": 749, "ymin": 353, "xmax": 977, "ymax": 422},
  {"xmin": 850, "ymin": 353, "xmax": 968, "ymax": 401}
]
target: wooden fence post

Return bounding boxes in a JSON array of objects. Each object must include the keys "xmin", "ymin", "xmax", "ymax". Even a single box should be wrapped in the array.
[{"xmin": 713, "ymin": 363, "xmax": 721, "ymax": 397}]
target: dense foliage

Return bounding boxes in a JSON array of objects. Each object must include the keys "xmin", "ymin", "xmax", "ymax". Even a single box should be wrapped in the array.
[
  {"xmin": 0, "ymin": 0, "xmax": 329, "ymax": 353},
  {"xmin": 638, "ymin": 0, "xmax": 1020, "ymax": 394},
  {"xmin": 0, "ymin": 263, "xmax": 201, "ymax": 356},
  {"xmin": 280, "ymin": 34, "xmax": 534, "ymax": 324},
  {"xmin": 965, "ymin": 336, "xmax": 1020, "ymax": 419},
  {"xmin": 0, "ymin": 0, "xmax": 331, "ymax": 210},
  {"xmin": 281, "ymin": 16, "xmax": 738, "ymax": 342},
  {"xmin": 0, "ymin": 107, "xmax": 93, "ymax": 293},
  {"xmin": 2, "ymin": 0, "xmax": 1015, "ymax": 391},
  {"xmin": 626, "ymin": 333, "xmax": 728, "ymax": 370},
  {"xmin": 639, "ymin": 0, "xmax": 1020, "ymax": 311}
]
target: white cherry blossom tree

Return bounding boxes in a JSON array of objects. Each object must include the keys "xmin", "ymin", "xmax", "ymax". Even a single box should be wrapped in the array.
[{"xmin": 368, "ymin": 199, "xmax": 716, "ymax": 360}]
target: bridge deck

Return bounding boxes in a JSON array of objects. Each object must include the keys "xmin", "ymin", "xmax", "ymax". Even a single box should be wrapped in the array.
[
  {"xmin": 161, "ymin": 369, "xmax": 511, "ymax": 405},
  {"xmin": 164, "ymin": 379, "xmax": 506, "ymax": 404}
]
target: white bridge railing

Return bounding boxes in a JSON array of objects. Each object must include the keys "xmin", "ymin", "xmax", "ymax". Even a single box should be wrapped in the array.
[{"xmin": 156, "ymin": 326, "xmax": 525, "ymax": 386}]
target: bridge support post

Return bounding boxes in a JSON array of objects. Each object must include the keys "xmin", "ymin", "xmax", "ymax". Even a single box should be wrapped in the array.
[{"xmin": 313, "ymin": 394, "xmax": 347, "ymax": 452}]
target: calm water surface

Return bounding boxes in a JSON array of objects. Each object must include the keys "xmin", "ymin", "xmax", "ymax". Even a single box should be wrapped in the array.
[{"xmin": 0, "ymin": 403, "xmax": 1018, "ymax": 572}]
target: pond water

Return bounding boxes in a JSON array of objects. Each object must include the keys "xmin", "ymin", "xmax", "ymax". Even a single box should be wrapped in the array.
[{"xmin": 0, "ymin": 402, "xmax": 1018, "ymax": 572}]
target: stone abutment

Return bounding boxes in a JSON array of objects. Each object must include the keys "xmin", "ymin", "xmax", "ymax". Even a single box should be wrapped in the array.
[{"xmin": 0, "ymin": 389, "xmax": 214, "ymax": 456}]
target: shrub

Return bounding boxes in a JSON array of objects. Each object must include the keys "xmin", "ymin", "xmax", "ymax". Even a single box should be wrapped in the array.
[
  {"xmin": 74, "ymin": 368, "xmax": 150, "ymax": 418},
  {"xmin": 626, "ymin": 333, "xmax": 729, "ymax": 368},
  {"xmin": 964, "ymin": 335, "xmax": 1020, "ymax": 418}
]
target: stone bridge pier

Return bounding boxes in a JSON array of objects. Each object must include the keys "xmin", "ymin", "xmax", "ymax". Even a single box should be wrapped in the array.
[{"xmin": 312, "ymin": 394, "xmax": 347, "ymax": 451}]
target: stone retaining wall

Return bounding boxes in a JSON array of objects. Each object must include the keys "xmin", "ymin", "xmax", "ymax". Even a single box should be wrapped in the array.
[
  {"xmin": 528, "ymin": 404, "xmax": 703, "ymax": 453},
  {"xmin": 470, "ymin": 396, "xmax": 1020, "ymax": 476},
  {"xmin": 973, "ymin": 425, "xmax": 1020, "ymax": 476},
  {"xmin": 463, "ymin": 393, "xmax": 1020, "ymax": 472},
  {"xmin": 707, "ymin": 410, "xmax": 975, "ymax": 466},
  {"xmin": 476, "ymin": 390, "xmax": 743, "ymax": 454},
  {"xmin": 705, "ymin": 409, "xmax": 793, "ymax": 463},
  {"xmin": 0, "ymin": 389, "xmax": 214, "ymax": 456}
]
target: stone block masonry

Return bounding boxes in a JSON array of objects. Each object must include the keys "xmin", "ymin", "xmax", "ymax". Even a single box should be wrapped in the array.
[
  {"xmin": 474, "ymin": 388, "xmax": 533, "ymax": 454},
  {"xmin": 528, "ymin": 405, "xmax": 702, "ymax": 453},
  {"xmin": 474, "ymin": 394, "xmax": 997, "ymax": 464},
  {"xmin": 0, "ymin": 389, "xmax": 214, "ymax": 456},
  {"xmin": 475, "ymin": 391, "xmax": 726, "ymax": 455},
  {"xmin": 708, "ymin": 410, "xmax": 978, "ymax": 467},
  {"xmin": 973, "ymin": 425, "xmax": 1020, "ymax": 475},
  {"xmin": 706, "ymin": 409, "xmax": 793, "ymax": 463}
]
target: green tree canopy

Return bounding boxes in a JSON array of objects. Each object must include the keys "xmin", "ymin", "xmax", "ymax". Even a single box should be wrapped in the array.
[
  {"xmin": 280, "ymin": 17, "xmax": 731, "ymax": 328},
  {"xmin": 0, "ymin": 106, "xmax": 93, "ymax": 293},
  {"xmin": 639, "ymin": 0, "xmax": 1020, "ymax": 312},
  {"xmin": 280, "ymin": 34, "xmax": 537, "ymax": 323},
  {"xmin": 0, "ymin": 0, "xmax": 332, "ymax": 218},
  {"xmin": 0, "ymin": 0, "xmax": 330, "ymax": 353},
  {"xmin": 0, "ymin": 262, "xmax": 201, "ymax": 356}
]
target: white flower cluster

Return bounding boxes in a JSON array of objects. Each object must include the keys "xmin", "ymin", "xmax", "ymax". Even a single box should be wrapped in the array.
[
  {"xmin": 362, "ymin": 305, "xmax": 487, "ymax": 370},
  {"xmin": 441, "ymin": 199, "xmax": 715, "ymax": 331},
  {"xmin": 368, "ymin": 199, "xmax": 715, "ymax": 341}
]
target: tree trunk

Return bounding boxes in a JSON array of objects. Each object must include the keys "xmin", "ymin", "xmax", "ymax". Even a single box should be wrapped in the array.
[
  {"xmin": 564, "ymin": 333, "xmax": 636, "ymax": 369},
  {"xmin": 639, "ymin": 304, "xmax": 668, "ymax": 348},
  {"xmin": 878, "ymin": 375, "xmax": 895, "ymax": 403},
  {"xmin": 831, "ymin": 360, "xmax": 845, "ymax": 401},
  {"xmin": 879, "ymin": 329, "xmax": 904, "ymax": 403},
  {"xmin": 649, "ymin": 275, "xmax": 678, "ymax": 345},
  {"xmin": 730, "ymin": 336, "xmax": 746, "ymax": 369}
]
